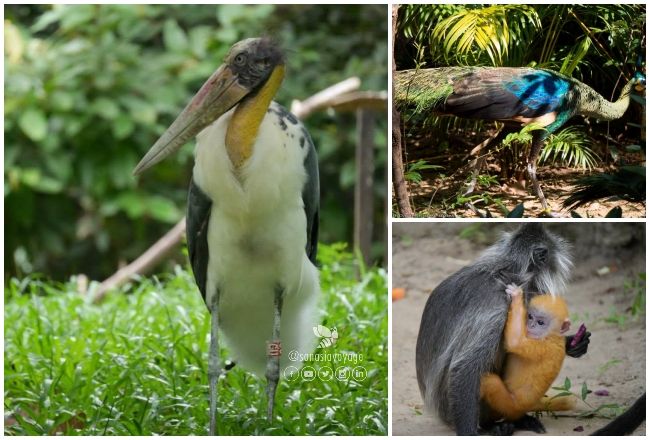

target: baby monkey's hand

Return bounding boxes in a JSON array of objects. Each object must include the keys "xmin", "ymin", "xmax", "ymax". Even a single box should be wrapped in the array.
[{"xmin": 505, "ymin": 283, "xmax": 523, "ymax": 299}]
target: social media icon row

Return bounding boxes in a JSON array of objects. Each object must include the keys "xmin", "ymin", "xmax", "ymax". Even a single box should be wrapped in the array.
[{"xmin": 283, "ymin": 365, "xmax": 367, "ymax": 382}]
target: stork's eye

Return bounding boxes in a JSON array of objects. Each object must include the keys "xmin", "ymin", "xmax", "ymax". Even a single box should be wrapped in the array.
[{"xmin": 234, "ymin": 54, "xmax": 247, "ymax": 66}]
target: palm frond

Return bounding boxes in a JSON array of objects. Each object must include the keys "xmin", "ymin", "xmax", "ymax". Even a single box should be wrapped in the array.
[
  {"xmin": 540, "ymin": 126, "xmax": 599, "ymax": 170},
  {"xmin": 430, "ymin": 5, "xmax": 541, "ymax": 66}
]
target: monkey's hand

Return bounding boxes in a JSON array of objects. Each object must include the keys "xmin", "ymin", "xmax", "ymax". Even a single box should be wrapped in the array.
[
  {"xmin": 505, "ymin": 283, "xmax": 523, "ymax": 299},
  {"xmin": 565, "ymin": 331, "xmax": 591, "ymax": 358}
]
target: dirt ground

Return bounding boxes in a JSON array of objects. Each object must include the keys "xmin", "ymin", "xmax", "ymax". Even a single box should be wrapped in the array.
[
  {"xmin": 398, "ymin": 130, "xmax": 646, "ymax": 218},
  {"xmin": 392, "ymin": 223, "xmax": 646, "ymax": 436},
  {"xmin": 405, "ymin": 166, "xmax": 646, "ymax": 219}
]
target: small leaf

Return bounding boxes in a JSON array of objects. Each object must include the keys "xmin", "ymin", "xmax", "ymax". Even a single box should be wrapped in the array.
[
  {"xmin": 189, "ymin": 26, "xmax": 211, "ymax": 58},
  {"xmin": 113, "ymin": 115, "xmax": 135, "ymax": 139},
  {"xmin": 32, "ymin": 175, "xmax": 64, "ymax": 194},
  {"xmin": 90, "ymin": 98, "xmax": 120, "ymax": 120},
  {"xmin": 506, "ymin": 203, "xmax": 524, "ymax": 218},
  {"xmin": 605, "ymin": 206, "xmax": 623, "ymax": 218},
  {"xmin": 50, "ymin": 91, "xmax": 75, "ymax": 111},
  {"xmin": 31, "ymin": 9, "xmax": 62, "ymax": 32},
  {"xmin": 59, "ymin": 5, "xmax": 94, "ymax": 31},
  {"xmin": 580, "ymin": 382, "xmax": 589, "ymax": 400},
  {"xmin": 19, "ymin": 109, "xmax": 48, "ymax": 142},
  {"xmin": 163, "ymin": 20, "xmax": 188, "ymax": 52},
  {"xmin": 146, "ymin": 196, "xmax": 181, "ymax": 223}
]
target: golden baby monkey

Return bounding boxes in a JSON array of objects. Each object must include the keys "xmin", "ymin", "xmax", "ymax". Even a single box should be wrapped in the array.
[{"xmin": 481, "ymin": 284, "xmax": 574, "ymax": 421}]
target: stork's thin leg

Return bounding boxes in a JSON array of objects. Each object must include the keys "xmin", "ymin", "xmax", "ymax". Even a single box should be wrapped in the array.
[
  {"xmin": 265, "ymin": 287, "xmax": 284, "ymax": 422},
  {"xmin": 208, "ymin": 292, "xmax": 221, "ymax": 436}
]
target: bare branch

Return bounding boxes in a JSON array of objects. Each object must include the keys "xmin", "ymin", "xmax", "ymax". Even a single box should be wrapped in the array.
[{"xmin": 94, "ymin": 219, "xmax": 186, "ymax": 303}]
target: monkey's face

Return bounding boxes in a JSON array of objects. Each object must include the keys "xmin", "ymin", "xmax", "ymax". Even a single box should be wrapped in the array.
[
  {"xmin": 527, "ymin": 307, "xmax": 570, "ymax": 339},
  {"xmin": 511, "ymin": 225, "xmax": 557, "ymax": 270},
  {"xmin": 504, "ymin": 224, "xmax": 573, "ymax": 295}
]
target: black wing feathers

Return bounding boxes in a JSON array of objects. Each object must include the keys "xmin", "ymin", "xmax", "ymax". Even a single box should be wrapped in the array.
[
  {"xmin": 301, "ymin": 129, "xmax": 320, "ymax": 266},
  {"xmin": 187, "ymin": 179, "xmax": 212, "ymax": 302}
]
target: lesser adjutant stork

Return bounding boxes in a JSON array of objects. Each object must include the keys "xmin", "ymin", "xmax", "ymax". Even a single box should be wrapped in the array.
[{"xmin": 133, "ymin": 37, "xmax": 320, "ymax": 434}]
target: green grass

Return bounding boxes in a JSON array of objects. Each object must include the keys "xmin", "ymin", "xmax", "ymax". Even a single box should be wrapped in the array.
[{"xmin": 4, "ymin": 243, "xmax": 387, "ymax": 435}]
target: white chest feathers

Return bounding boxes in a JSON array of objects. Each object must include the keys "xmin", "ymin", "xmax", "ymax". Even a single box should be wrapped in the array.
[
  {"xmin": 193, "ymin": 101, "xmax": 310, "ymax": 217},
  {"xmin": 190, "ymin": 101, "xmax": 320, "ymax": 375}
]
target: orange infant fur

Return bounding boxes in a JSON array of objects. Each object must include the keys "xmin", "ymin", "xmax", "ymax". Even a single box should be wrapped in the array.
[{"xmin": 480, "ymin": 285, "xmax": 575, "ymax": 421}]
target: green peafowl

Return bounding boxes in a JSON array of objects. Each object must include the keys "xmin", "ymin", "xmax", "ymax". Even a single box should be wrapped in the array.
[{"xmin": 395, "ymin": 67, "xmax": 645, "ymax": 213}]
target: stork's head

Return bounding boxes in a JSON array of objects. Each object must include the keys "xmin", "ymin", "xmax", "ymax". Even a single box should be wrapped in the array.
[{"xmin": 133, "ymin": 38, "xmax": 285, "ymax": 175}]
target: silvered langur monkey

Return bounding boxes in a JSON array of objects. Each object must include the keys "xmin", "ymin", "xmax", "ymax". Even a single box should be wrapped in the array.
[{"xmin": 416, "ymin": 224, "xmax": 590, "ymax": 435}]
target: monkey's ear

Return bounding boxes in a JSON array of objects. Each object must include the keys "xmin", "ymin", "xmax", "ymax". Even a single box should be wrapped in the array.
[
  {"xmin": 561, "ymin": 319, "xmax": 571, "ymax": 334},
  {"xmin": 532, "ymin": 246, "xmax": 548, "ymax": 266}
]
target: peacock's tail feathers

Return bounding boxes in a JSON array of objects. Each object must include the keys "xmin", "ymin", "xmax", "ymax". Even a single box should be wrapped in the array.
[{"xmin": 394, "ymin": 68, "xmax": 456, "ymax": 114}]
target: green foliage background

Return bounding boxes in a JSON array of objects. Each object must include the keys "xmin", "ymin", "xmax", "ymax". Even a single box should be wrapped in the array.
[
  {"xmin": 5, "ymin": 4, "xmax": 388, "ymax": 280},
  {"xmin": 397, "ymin": 4, "xmax": 645, "ymax": 77}
]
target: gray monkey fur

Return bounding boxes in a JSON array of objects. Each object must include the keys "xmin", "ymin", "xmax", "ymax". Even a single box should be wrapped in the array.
[{"xmin": 415, "ymin": 223, "xmax": 572, "ymax": 435}]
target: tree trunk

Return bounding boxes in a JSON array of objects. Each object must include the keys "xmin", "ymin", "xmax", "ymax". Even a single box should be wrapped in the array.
[
  {"xmin": 391, "ymin": 5, "xmax": 413, "ymax": 218},
  {"xmin": 355, "ymin": 108, "xmax": 375, "ymax": 267}
]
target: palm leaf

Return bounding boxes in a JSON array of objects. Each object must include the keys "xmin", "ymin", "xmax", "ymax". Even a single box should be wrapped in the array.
[{"xmin": 540, "ymin": 126, "xmax": 599, "ymax": 170}]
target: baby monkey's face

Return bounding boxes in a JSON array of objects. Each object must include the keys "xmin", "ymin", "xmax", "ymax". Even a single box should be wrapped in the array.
[{"xmin": 527, "ymin": 307, "xmax": 570, "ymax": 339}]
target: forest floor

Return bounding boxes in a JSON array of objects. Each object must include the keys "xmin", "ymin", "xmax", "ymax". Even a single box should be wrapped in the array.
[
  {"xmin": 391, "ymin": 224, "xmax": 646, "ymax": 436},
  {"xmin": 406, "ymin": 165, "xmax": 646, "ymax": 218},
  {"xmin": 397, "ymin": 129, "xmax": 646, "ymax": 218}
]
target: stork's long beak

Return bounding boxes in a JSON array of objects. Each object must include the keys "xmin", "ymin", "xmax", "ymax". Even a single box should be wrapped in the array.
[{"xmin": 133, "ymin": 64, "xmax": 250, "ymax": 176}]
